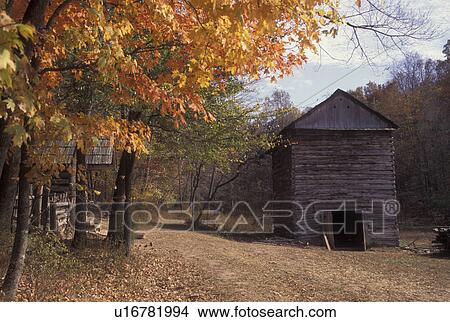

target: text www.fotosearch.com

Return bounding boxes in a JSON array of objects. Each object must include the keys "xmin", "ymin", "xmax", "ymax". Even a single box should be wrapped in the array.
[{"xmin": 198, "ymin": 306, "xmax": 337, "ymax": 318}]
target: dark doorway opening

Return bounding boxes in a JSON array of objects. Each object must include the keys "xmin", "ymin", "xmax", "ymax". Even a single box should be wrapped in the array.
[{"xmin": 331, "ymin": 211, "xmax": 366, "ymax": 250}]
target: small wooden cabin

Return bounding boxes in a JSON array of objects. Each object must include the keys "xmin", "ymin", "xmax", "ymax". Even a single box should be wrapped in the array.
[
  {"xmin": 51, "ymin": 139, "xmax": 114, "ymax": 196},
  {"xmin": 271, "ymin": 89, "xmax": 399, "ymax": 248}
]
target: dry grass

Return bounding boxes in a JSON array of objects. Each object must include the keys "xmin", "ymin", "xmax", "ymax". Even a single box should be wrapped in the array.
[
  {"xmin": 143, "ymin": 229, "xmax": 450, "ymax": 301},
  {"xmin": 0, "ymin": 228, "xmax": 449, "ymax": 301}
]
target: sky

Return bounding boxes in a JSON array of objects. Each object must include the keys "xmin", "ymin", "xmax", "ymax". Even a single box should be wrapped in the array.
[{"xmin": 256, "ymin": 0, "xmax": 450, "ymax": 109}]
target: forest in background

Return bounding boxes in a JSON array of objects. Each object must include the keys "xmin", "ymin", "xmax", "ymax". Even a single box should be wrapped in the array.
[{"xmin": 351, "ymin": 42, "xmax": 450, "ymax": 225}]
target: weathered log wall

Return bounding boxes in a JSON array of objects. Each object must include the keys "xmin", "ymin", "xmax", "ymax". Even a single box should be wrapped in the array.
[
  {"xmin": 271, "ymin": 145, "xmax": 296, "ymax": 232},
  {"xmin": 288, "ymin": 129, "xmax": 399, "ymax": 246}
]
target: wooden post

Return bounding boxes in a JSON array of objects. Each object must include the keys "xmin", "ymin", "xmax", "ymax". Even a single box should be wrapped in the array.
[
  {"xmin": 31, "ymin": 185, "xmax": 43, "ymax": 227},
  {"xmin": 40, "ymin": 187, "xmax": 50, "ymax": 233},
  {"xmin": 71, "ymin": 156, "xmax": 76, "ymax": 203},
  {"xmin": 322, "ymin": 212, "xmax": 335, "ymax": 250},
  {"xmin": 49, "ymin": 203, "xmax": 57, "ymax": 232}
]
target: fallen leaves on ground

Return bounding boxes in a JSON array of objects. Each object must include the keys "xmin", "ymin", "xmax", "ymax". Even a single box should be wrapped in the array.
[{"xmin": 0, "ymin": 235, "xmax": 224, "ymax": 302}]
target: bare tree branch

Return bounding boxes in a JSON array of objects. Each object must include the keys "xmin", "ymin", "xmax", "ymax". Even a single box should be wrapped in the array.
[{"xmin": 46, "ymin": 0, "xmax": 78, "ymax": 30}]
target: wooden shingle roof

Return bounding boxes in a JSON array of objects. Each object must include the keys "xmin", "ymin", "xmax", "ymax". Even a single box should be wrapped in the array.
[
  {"xmin": 86, "ymin": 139, "xmax": 114, "ymax": 165},
  {"xmin": 282, "ymin": 89, "xmax": 398, "ymax": 132},
  {"xmin": 51, "ymin": 139, "xmax": 114, "ymax": 166}
]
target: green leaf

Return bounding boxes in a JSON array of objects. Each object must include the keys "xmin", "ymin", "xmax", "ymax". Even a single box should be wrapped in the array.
[
  {"xmin": 74, "ymin": 183, "xmax": 86, "ymax": 191},
  {"xmin": 17, "ymin": 24, "xmax": 35, "ymax": 40},
  {"xmin": 5, "ymin": 123, "xmax": 29, "ymax": 147},
  {"xmin": 11, "ymin": 38, "xmax": 25, "ymax": 52},
  {"xmin": 0, "ymin": 49, "xmax": 16, "ymax": 71},
  {"xmin": 0, "ymin": 69, "xmax": 12, "ymax": 87},
  {"xmin": 3, "ymin": 98, "xmax": 15, "ymax": 112},
  {"xmin": 92, "ymin": 136, "xmax": 100, "ymax": 146}
]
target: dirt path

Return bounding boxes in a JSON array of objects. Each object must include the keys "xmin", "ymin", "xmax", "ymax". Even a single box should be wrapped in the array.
[{"xmin": 139, "ymin": 230, "xmax": 450, "ymax": 301}]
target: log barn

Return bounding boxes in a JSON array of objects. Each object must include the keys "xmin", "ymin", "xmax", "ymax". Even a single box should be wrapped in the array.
[{"xmin": 271, "ymin": 89, "xmax": 399, "ymax": 249}]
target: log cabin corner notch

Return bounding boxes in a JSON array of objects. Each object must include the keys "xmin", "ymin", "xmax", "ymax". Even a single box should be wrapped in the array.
[{"xmin": 271, "ymin": 89, "xmax": 399, "ymax": 248}]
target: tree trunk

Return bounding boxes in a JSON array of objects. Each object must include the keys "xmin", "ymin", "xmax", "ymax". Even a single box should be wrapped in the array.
[
  {"xmin": 123, "ymin": 150, "xmax": 136, "ymax": 256},
  {"xmin": 6, "ymin": 0, "xmax": 15, "ymax": 16},
  {"xmin": 107, "ymin": 149, "xmax": 136, "ymax": 250},
  {"xmin": 107, "ymin": 151, "xmax": 127, "ymax": 243},
  {"xmin": 0, "ymin": 142, "xmax": 32, "ymax": 301},
  {"xmin": 107, "ymin": 111, "xmax": 140, "ymax": 248},
  {"xmin": 209, "ymin": 164, "xmax": 244, "ymax": 201},
  {"xmin": 206, "ymin": 166, "xmax": 216, "ymax": 201},
  {"xmin": 0, "ymin": 119, "xmax": 11, "ymax": 178},
  {"xmin": 189, "ymin": 163, "xmax": 203, "ymax": 204},
  {"xmin": 72, "ymin": 148, "xmax": 88, "ymax": 248},
  {"xmin": 0, "ymin": 149, "xmax": 20, "ymax": 233}
]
